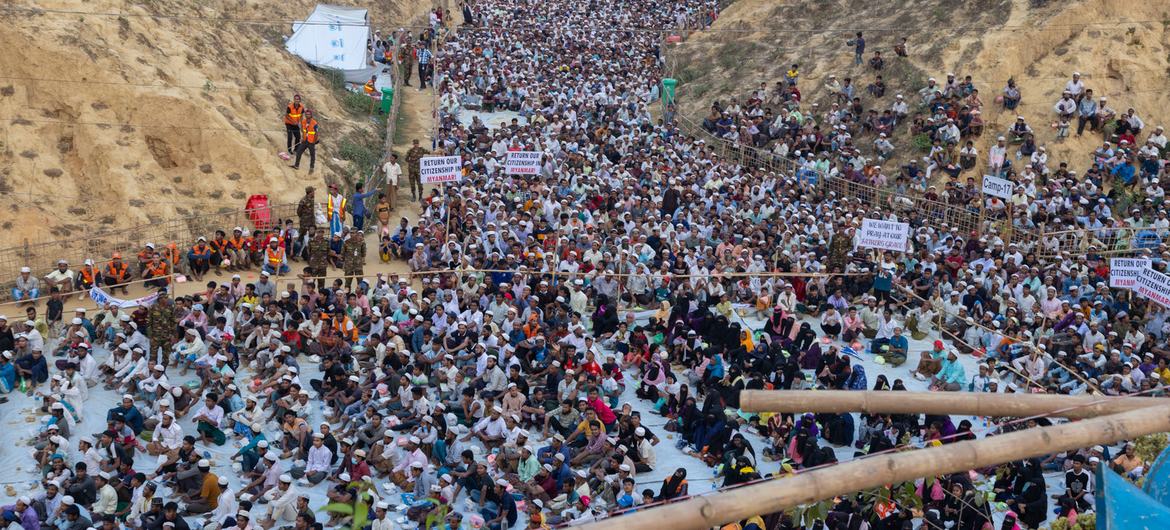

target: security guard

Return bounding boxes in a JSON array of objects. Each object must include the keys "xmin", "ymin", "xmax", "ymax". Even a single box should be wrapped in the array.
[
  {"xmin": 291, "ymin": 109, "xmax": 319, "ymax": 173},
  {"xmin": 283, "ymin": 94, "xmax": 304, "ymax": 152}
]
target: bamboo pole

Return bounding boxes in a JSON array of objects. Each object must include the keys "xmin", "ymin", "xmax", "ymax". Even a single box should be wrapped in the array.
[
  {"xmin": 739, "ymin": 390, "xmax": 1170, "ymax": 420},
  {"xmin": 575, "ymin": 405, "xmax": 1170, "ymax": 530}
]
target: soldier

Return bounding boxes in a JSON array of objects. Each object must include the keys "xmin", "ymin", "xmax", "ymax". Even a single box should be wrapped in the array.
[
  {"xmin": 341, "ymin": 229, "xmax": 367, "ymax": 290},
  {"xmin": 405, "ymin": 139, "xmax": 429, "ymax": 202},
  {"xmin": 399, "ymin": 36, "xmax": 415, "ymax": 86},
  {"xmin": 304, "ymin": 227, "xmax": 331, "ymax": 291},
  {"xmin": 826, "ymin": 224, "xmax": 853, "ymax": 272},
  {"xmin": 147, "ymin": 289, "xmax": 177, "ymax": 366},
  {"xmin": 297, "ymin": 186, "xmax": 316, "ymax": 238}
]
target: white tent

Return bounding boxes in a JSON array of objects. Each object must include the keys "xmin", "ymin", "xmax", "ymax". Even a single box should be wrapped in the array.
[{"xmin": 286, "ymin": 4, "xmax": 384, "ymax": 84}]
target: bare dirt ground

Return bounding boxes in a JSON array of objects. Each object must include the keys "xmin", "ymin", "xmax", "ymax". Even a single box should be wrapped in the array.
[
  {"xmin": 0, "ymin": 0, "xmax": 433, "ymax": 245},
  {"xmin": 671, "ymin": 0, "xmax": 1170, "ymax": 174}
]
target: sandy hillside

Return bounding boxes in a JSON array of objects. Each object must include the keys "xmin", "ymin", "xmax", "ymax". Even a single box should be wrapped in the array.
[
  {"xmin": 0, "ymin": 0, "xmax": 434, "ymax": 246},
  {"xmin": 670, "ymin": 0, "xmax": 1170, "ymax": 174}
]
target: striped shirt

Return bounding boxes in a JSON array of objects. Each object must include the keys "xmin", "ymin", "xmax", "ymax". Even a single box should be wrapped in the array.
[{"xmin": 417, "ymin": 48, "xmax": 432, "ymax": 65}]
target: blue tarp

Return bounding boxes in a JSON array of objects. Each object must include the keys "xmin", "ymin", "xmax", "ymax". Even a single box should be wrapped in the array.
[
  {"xmin": 1096, "ymin": 461, "xmax": 1170, "ymax": 530},
  {"xmin": 1142, "ymin": 446, "xmax": 1170, "ymax": 507}
]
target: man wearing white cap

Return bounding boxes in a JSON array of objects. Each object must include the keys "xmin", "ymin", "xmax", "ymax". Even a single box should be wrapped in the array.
[
  {"xmin": 180, "ymin": 459, "xmax": 220, "ymax": 514},
  {"xmin": 146, "ymin": 410, "xmax": 183, "ymax": 456},
  {"xmin": 0, "ymin": 496, "xmax": 38, "ymax": 530},
  {"xmin": 172, "ymin": 327, "xmax": 207, "ymax": 373},
  {"xmin": 0, "ymin": 349, "xmax": 14, "ymax": 398},
  {"xmin": 44, "ymin": 259, "xmax": 75, "ymax": 292},
  {"xmin": 208, "ymin": 475, "xmax": 238, "ymax": 529},
  {"xmin": 304, "ymin": 433, "xmax": 333, "ymax": 485},
  {"xmin": 13, "ymin": 266, "xmax": 40, "ymax": 302},
  {"xmin": 219, "ymin": 509, "xmax": 250, "ymax": 530},
  {"xmin": 370, "ymin": 502, "xmax": 393, "ymax": 530},
  {"xmin": 92, "ymin": 471, "xmax": 118, "ymax": 517},
  {"xmin": 261, "ymin": 474, "xmax": 299, "ymax": 527}
]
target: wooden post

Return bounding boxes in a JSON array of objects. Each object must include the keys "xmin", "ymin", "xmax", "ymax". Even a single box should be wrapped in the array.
[
  {"xmin": 574, "ymin": 405, "xmax": 1170, "ymax": 530},
  {"xmin": 739, "ymin": 390, "xmax": 1170, "ymax": 420}
]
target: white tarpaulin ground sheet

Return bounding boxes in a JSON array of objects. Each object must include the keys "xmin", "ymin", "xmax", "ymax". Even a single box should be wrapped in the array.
[{"xmin": 0, "ymin": 307, "xmax": 1056, "ymax": 529}]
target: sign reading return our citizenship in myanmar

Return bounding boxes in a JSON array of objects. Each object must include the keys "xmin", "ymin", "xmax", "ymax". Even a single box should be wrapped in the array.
[
  {"xmin": 1110, "ymin": 257, "xmax": 1151, "ymax": 289},
  {"xmin": 981, "ymin": 174, "xmax": 1014, "ymax": 200},
  {"xmin": 505, "ymin": 151, "xmax": 542, "ymax": 175},
  {"xmin": 1134, "ymin": 266, "xmax": 1170, "ymax": 308},
  {"xmin": 856, "ymin": 218, "xmax": 910, "ymax": 252},
  {"xmin": 419, "ymin": 155, "xmax": 462, "ymax": 184}
]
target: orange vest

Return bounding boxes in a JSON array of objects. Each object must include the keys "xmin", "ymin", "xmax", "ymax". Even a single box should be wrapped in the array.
[
  {"xmin": 301, "ymin": 119, "xmax": 319, "ymax": 144},
  {"xmin": 266, "ymin": 247, "xmax": 285, "ymax": 266},
  {"xmin": 334, "ymin": 316, "xmax": 358, "ymax": 342},
  {"xmin": 284, "ymin": 102, "xmax": 304, "ymax": 126},
  {"xmin": 210, "ymin": 239, "xmax": 229, "ymax": 255},
  {"xmin": 145, "ymin": 261, "xmax": 168, "ymax": 279},
  {"xmin": 228, "ymin": 236, "xmax": 245, "ymax": 250},
  {"xmin": 162, "ymin": 247, "xmax": 180, "ymax": 266},
  {"xmin": 79, "ymin": 267, "xmax": 97, "ymax": 286},
  {"xmin": 105, "ymin": 261, "xmax": 128, "ymax": 281},
  {"xmin": 364, "ymin": 81, "xmax": 376, "ymax": 95}
]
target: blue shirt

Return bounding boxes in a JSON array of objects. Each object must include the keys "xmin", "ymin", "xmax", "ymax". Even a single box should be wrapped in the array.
[{"xmin": 351, "ymin": 190, "xmax": 376, "ymax": 217}]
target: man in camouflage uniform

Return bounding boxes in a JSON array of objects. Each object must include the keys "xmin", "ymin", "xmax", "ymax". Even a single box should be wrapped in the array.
[
  {"xmin": 826, "ymin": 225, "xmax": 853, "ymax": 273},
  {"xmin": 399, "ymin": 37, "xmax": 415, "ymax": 86},
  {"xmin": 147, "ymin": 289, "xmax": 177, "ymax": 366},
  {"xmin": 304, "ymin": 226, "xmax": 330, "ymax": 291},
  {"xmin": 405, "ymin": 139, "xmax": 429, "ymax": 202},
  {"xmin": 297, "ymin": 186, "xmax": 316, "ymax": 238},
  {"xmin": 341, "ymin": 229, "xmax": 366, "ymax": 290}
]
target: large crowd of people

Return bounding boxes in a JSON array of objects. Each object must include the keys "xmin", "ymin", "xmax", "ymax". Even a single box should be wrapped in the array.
[
  {"xmin": 700, "ymin": 40, "xmax": 1168, "ymax": 252},
  {"xmin": 1, "ymin": 1, "xmax": 1169, "ymax": 530}
]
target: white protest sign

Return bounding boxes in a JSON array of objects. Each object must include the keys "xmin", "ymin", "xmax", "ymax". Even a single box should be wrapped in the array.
[
  {"xmin": 419, "ymin": 156, "xmax": 462, "ymax": 184},
  {"xmin": 856, "ymin": 219, "xmax": 910, "ymax": 252},
  {"xmin": 1110, "ymin": 257, "xmax": 1151, "ymax": 289},
  {"xmin": 504, "ymin": 151, "xmax": 542, "ymax": 175},
  {"xmin": 1134, "ymin": 266, "xmax": 1170, "ymax": 308},
  {"xmin": 981, "ymin": 174, "xmax": 1013, "ymax": 200}
]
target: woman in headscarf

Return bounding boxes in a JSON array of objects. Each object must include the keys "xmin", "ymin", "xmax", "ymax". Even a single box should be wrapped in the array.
[
  {"xmin": 792, "ymin": 322, "xmax": 817, "ymax": 353},
  {"xmin": 722, "ymin": 433, "xmax": 757, "ymax": 472},
  {"xmin": 657, "ymin": 468, "xmax": 689, "ymax": 501},
  {"xmin": 845, "ymin": 364, "xmax": 868, "ymax": 390},
  {"xmin": 1011, "ymin": 460, "xmax": 1048, "ymax": 529},
  {"xmin": 998, "ymin": 511, "xmax": 1022, "ymax": 530},
  {"xmin": 591, "ymin": 295, "xmax": 619, "ymax": 337},
  {"xmin": 957, "ymin": 484, "xmax": 993, "ymax": 530},
  {"xmin": 636, "ymin": 353, "xmax": 668, "ymax": 400},
  {"xmin": 798, "ymin": 335, "xmax": 824, "ymax": 370},
  {"xmin": 767, "ymin": 306, "xmax": 795, "ymax": 342}
]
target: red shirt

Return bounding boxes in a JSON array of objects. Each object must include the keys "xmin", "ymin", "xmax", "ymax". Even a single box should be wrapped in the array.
[{"xmin": 587, "ymin": 396, "xmax": 616, "ymax": 424}]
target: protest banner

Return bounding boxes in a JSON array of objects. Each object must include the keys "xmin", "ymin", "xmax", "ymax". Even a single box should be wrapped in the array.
[
  {"xmin": 1134, "ymin": 266, "xmax": 1170, "ymax": 308},
  {"xmin": 420, "ymin": 155, "xmax": 462, "ymax": 184},
  {"xmin": 856, "ymin": 219, "xmax": 910, "ymax": 252},
  {"xmin": 981, "ymin": 175, "xmax": 1014, "ymax": 200},
  {"xmin": 89, "ymin": 286, "xmax": 161, "ymax": 309},
  {"xmin": 1109, "ymin": 257, "xmax": 1151, "ymax": 289},
  {"xmin": 505, "ymin": 151, "xmax": 542, "ymax": 175}
]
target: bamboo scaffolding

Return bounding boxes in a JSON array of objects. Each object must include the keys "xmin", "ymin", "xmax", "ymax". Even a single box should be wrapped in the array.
[
  {"xmin": 574, "ymin": 405, "xmax": 1170, "ymax": 530},
  {"xmin": 739, "ymin": 390, "xmax": 1170, "ymax": 420}
]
